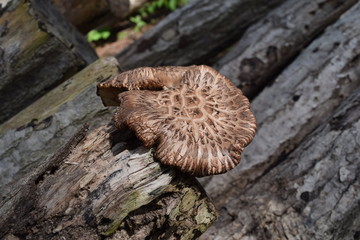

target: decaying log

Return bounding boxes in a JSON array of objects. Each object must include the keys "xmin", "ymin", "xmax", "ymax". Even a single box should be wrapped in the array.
[
  {"xmin": 116, "ymin": 0, "xmax": 287, "ymax": 70},
  {"xmin": 0, "ymin": 0, "xmax": 98, "ymax": 124},
  {"xmin": 0, "ymin": 58, "xmax": 119, "ymax": 188},
  {"xmin": 215, "ymin": 0, "xmax": 358, "ymax": 99},
  {"xmin": 200, "ymin": 2, "xmax": 360, "ymax": 238},
  {"xmin": 50, "ymin": 0, "xmax": 150, "ymax": 32},
  {"xmin": 0, "ymin": 123, "xmax": 218, "ymax": 239},
  {"xmin": 201, "ymin": 86, "xmax": 360, "ymax": 240},
  {"xmin": 202, "ymin": 1, "xmax": 360, "ymax": 204}
]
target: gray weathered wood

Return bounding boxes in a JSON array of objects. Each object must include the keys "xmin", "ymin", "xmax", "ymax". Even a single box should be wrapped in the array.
[
  {"xmin": 0, "ymin": 124, "xmax": 218, "ymax": 239},
  {"xmin": 116, "ymin": 0, "xmax": 287, "ymax": 70},
  {"xmin": 0, "ymin": 58, "xmax": 119, "ymax": 188},
  {"xmin": 0, "ymin": 0, "xmax": 98, "ymax": 124},
  {"xmin": 201, "ymin": 86, "xmax": 360, "ymax": 240},
  {"xmin": 215, "ymin": 0, "xmax": 358, "ymax": 99},
  {"xmin": 202, "ymin": 1, "xmax": 360, "ymax": 205}
]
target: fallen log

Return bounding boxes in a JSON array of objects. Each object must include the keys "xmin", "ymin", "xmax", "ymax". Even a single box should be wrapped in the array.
[
  {"xmin": 202, "ymin": 1, "xmax": 360, "ymax": 204},
  {"xmin": 201, "ymin": 86, "xmax": 360, "ymax": 239},
  {"xmin": 0, "ymin": 0, "xmax": 98, "ymax": 124},
  {"xmin": 116, "ymin": 0, "xmax": 287, "ymax": 70},
  {"xmin": 0, "ymin": 58, "xmax": 119, "ymax": 188},
  {"xmin": 215, "ymin": 0, "xmax": 358, "ymax": 99},
  {"xmin": 0, "ymin": 124, "xmax": 218, "ymax": 239}
]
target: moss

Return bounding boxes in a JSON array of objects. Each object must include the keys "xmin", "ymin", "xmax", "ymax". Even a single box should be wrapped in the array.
[
  {"xmin": 195, "ymin": 202, "xmax": 217, "ymax": 226},
  {"xmin": 0, "ymin": 58, "xmax": 119, "ymax": 134},
  {"xmin": 179, "ymin": 188, "xmax": 197, "ymax": 213},
  {"xmin": 2, "ymin": 3, "xmax": 50, "ymax": 69},
  {"xmin": 102, "ymin": 190, "xmax": 142, "ymax": 236}
]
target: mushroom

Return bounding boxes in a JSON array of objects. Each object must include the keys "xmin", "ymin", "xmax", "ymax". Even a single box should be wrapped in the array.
[{"xmin": 97, "ymin": 65, "xmax": 256, "ymax": 176}]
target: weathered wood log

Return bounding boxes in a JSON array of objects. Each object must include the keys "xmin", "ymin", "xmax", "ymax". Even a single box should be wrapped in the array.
[
  {"xmin": 0, "ymin": 123, "xmax": 218, "ymax": 239},
  {"xmin": 115, "ymin": 0, "xmax": 287, "ymax": 70},
  {"xmin": 200, "ymin": 2, "xmax": 360, "ymax": 238},
  {"xmin": 50, "ymin": 0, "xmax": 150, "ymax": 32},
  {"xmin": 0, "ymin": 0, "xmax": 98, "ymax": 124},
  {"xmin": 202, "ymin": 1, "xmax": 360, "ymax": 203},
  {"xmin": 201, "ymin": 86, "xmax": 360, "ymax": 240},
  {"xmin": 215, "ymin": 0, "xmax": 358, "ymax": 99},
  {"xmin": 0, "ymin": 58, "xmax": 119, "ymax": 188}
]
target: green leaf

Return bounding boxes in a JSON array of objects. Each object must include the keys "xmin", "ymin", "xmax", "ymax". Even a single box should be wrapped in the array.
[
  {"xmin": 147, "ymin": 2, "xmax": 157, "ymax": 13},
  {"xmin": 117, "ymin": 31, "xmax": 128, "ymax": 40},
  {"xmin": 130, "ymin": 15, "xmax": 147, "ymax": 32},
  {"xmin": 87, "ymin": 30, "xmax": 101, "ymax": 42},
  {"xmin": 101, "ymin": 31, "xmax": 111, "ymax": 39},
  {"xmin": 130, "ymin": 15, "xmax": 142, "ymax": 24},
  {"xmin": 157, "ymin": 0, "xmax": 165, "ymax": 8},
  {"xmin": 169, "ymin": 0, "xmax": 177, "ymax": 10},
  {"xmin": 87, "ymin": 29, "xmax": 112, "ymax": 42}
]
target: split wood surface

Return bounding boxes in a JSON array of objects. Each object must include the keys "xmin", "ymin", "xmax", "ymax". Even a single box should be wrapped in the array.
[{"xmin": 1, "ymin": 124, "xmax": 217, "ymax": 239}]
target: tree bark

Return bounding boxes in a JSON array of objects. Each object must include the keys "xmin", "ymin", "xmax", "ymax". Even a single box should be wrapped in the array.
[
  {"xmin": 115, "ymin": 0, "xmax": 287, "ymax": 70},
  {"xmin": 0, "ymin": 57, "xmax": 119, "ymax": 188},
  {"xmin": 0, "ymin": 124, "xmax": 218, "ymax": 239},
  {"xmin": 201, "ymin": 86, "xmax": 360, "ymax": 240},
  {"xmin": 215, "ymin": 0, "xmax": 358, "ymax": 99},
  {"xmin": 49, "ymin": 0, "xmax": 108, "ymax": 31},
  {"xmin": 1, "ymin": 1, "xmax": 360, "ymax": 239},
  {"xmin": 202, "ymin": 1, "xmax": 360, "ymax": 204},
  {"xmin": 0, "ymin": 0, "xmax": 98, "ymax": 124},
  {"xmin": 199, "ymin": 2, "xmax": 360, "ymax": 239}
]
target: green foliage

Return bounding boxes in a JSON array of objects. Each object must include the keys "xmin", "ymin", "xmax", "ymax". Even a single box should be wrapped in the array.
[
  {"xmin": 117, "ymin": 31, "xmax": 129, "ymax": 40},
  {"xmin": 87, "ymin": 29, "xmax": 111, "ymax": 42},
  {"xmin": 87, "ymin": 0, "xmax": 189, "ymax": 42},
  {"xmin": 130, "ymin": 0, "xmax": 188, "ymax": 32},
  {"xmin": 129, "ymin": 15, "xmax": 147, "ymax": 33}
]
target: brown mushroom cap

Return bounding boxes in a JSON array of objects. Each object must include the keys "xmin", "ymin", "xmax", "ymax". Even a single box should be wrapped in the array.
[{"xmin": 97, "ymin": 65, "xmax": 256, "ymax": 176}]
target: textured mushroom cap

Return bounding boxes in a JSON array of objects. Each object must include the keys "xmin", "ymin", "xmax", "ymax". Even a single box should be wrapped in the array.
[{"xmin": 97, "ymin": 65, "xmax": 256, "ymax": 176}]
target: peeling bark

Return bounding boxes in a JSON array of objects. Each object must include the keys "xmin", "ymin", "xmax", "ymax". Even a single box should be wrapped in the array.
[{"xmin": 0, "ymin": 124, "xmax": 218, "ymax": 239}]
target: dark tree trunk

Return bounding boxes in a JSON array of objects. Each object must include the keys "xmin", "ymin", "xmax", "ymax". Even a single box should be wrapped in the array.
[
  {"xmin": 0, "ymin": 0, "xmax": 98, "ymax": 124},
  {"xmin": 115, "ymin": 0, "xmax": 288, "ymax": 70},
  {"xmin": 49, "ymin": 0, "xmax": 108, "ymax": 31},
  {"xmin": 50, "ymin": 0, "xmax": 150, "ymax": 32}
]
